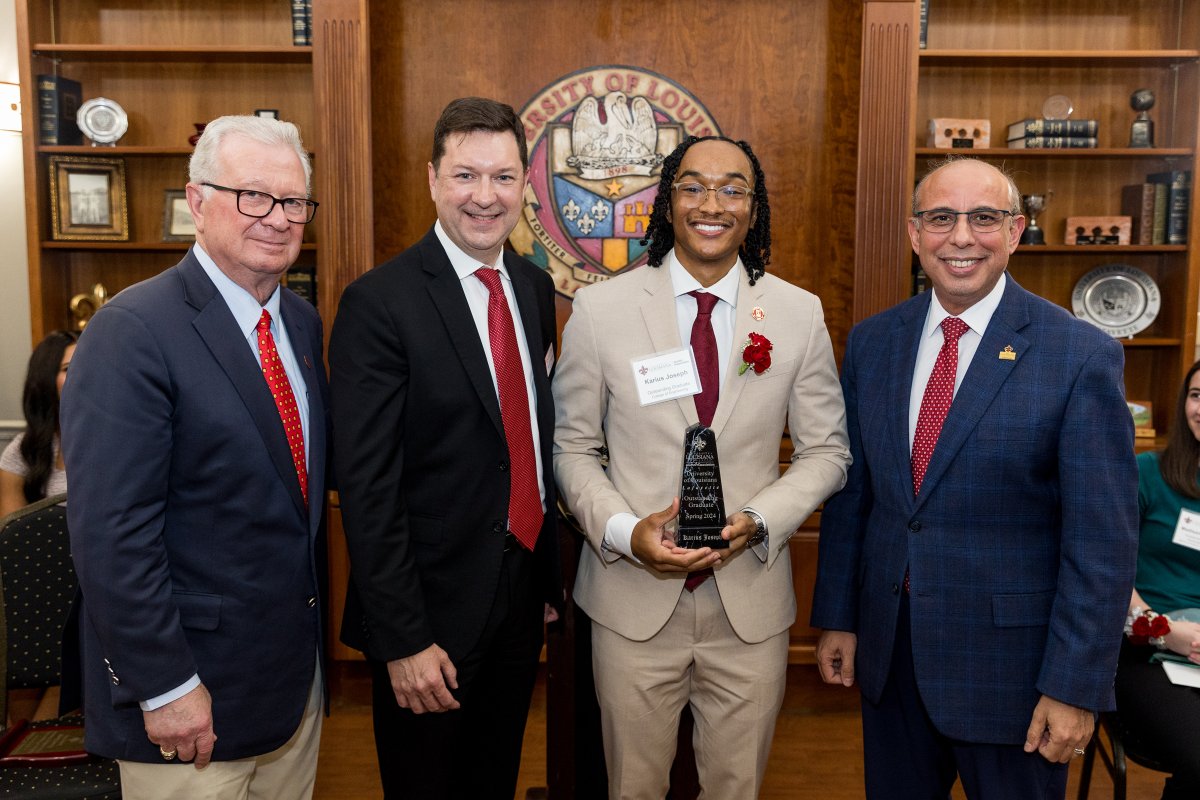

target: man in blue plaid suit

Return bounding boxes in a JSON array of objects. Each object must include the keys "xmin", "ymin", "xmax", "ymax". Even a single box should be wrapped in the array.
[{"xmin": 811, "ymin": 158, "xmax": 1138, "ymax": 800}]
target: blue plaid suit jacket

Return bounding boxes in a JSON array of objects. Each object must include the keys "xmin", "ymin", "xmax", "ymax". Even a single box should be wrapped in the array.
[{"xmin": 811, "ymin": 276, "xmax": 1138, "ymax": 744}]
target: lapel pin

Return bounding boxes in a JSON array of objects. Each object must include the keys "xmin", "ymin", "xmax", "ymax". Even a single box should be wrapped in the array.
[
  {"xmin": 751, "ymin": 306, "xmax": 765, "ymax": 321},
  {"xmin": 999, "ymin": 346, "xmax": 1016, "ymax": 361}
]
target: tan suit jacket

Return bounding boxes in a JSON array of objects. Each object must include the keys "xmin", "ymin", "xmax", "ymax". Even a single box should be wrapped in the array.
[{"xmin": 553, "ymin": 257, "xmax": 850, "ymax": 644}]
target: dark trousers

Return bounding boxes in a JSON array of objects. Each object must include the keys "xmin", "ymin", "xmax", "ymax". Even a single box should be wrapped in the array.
[
  {"xmin": 861, "ymin": 592, "xmax": 1068, "ymax": 800},
  {"xmin": 1114, "ymin": 640, "xmax": 1200, "ymax": 799},
  {"xmin": 370, "ymin": 545, "xmax": 544, "ymax": 800}
]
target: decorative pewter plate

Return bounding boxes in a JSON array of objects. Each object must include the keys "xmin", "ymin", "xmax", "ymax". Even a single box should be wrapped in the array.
[
  {"xmin": 77, "ymin": 97, "xmax": 128, "ymax": 145},
  {"xmin": 1071, "ymin": 264, "xmax": 1160, "ymax": 338}
]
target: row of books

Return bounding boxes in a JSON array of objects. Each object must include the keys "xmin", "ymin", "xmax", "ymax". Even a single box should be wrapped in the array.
[
  {"xmin": 1006, "ymin": 118, "xmax": 1099, "ymax": 149},
  {"xmin": 292, "ymin": 0, "xmax": 314, "ymax": 47},
  {"xmin": 1121, "ymin": 171, "xmax": 1192, "ymax": 245}
]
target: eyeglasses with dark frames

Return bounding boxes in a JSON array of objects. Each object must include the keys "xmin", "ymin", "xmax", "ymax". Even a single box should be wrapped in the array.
[
  {"xmin": 913, "ymin": 207, "xmax": 1013, "ymax": 233},
  {"xmin": 201, "ymin": 182, "xmax": 319, "ymax": 224}
]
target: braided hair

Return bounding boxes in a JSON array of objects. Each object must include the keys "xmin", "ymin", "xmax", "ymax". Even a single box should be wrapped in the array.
[{"xmin": 639, "ymin": 135, "xmax": 771, "ymax": 285}]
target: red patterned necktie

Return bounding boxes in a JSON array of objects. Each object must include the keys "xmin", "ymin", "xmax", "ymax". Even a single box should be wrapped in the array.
[
  {"xmin": 475, "ymin": 268, "xmax": 542, "ymax": 551},
  {"xmin": 256, "ymin": 309, "xmax": 308, "ymax": 506},
  {"xmin": 688, "ymin": 291, "xmax": 720, "ymax": 427},
  {"xmin": 911, "ymin": 316, "xmax": 969, "ymax": 495}
]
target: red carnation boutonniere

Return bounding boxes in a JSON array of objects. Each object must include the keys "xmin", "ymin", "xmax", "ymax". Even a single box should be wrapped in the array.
[{"xmin": 738, "ymin": 332, "xmax": 773, "ymax": 376}]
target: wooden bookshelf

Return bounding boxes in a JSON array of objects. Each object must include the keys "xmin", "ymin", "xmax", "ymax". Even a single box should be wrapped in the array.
[
  {"xmin": 857, "ymin": 0, "xmax": 1200, "ymax": 436},
  {"xmin": 14, "ymin": 0, "xmax": 372, "ymax": 353}
]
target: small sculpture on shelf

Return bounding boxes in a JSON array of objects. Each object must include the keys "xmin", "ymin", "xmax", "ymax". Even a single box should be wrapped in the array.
[
  {"xmin": 69, "ymin": 283, "xmax": 108, "ymax": 331},
  {"xmin": 1129, "ymin": 89, "xmax": 1155, "ymax": 148},
  {"xmin": 1020, "ymin": 193, "xmax": 1050, "ymax": 245},
  {"xmin": 188, "ymin": 123, "xmax": 207, "ymax": 147}
]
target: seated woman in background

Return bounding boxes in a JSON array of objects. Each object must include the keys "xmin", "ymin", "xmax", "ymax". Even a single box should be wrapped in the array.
[
  {"xmin": 1117, "ymin": 359, "xmax": 1200, "ymax": 800},
  {"xmin": 0, "ymin": 330, "xmax": 77, "ymax": 517}
]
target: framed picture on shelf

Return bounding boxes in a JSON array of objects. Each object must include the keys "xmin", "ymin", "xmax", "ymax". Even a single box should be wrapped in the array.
[
  {"xmin": 162, "ymin": 189, "xmax": 196, "ymax": 241},
  {"xmin": 48, "ymin": 156, "xmax": 128, "ymax": 241}
]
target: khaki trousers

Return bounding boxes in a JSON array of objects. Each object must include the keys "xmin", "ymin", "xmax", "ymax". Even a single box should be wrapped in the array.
[
  {"xmin": 118, "ymin": 666, "xmax": 323, "ymax": 800},
  {"xmin": 591, "ymin": 577, "xmax": 789, "ymax": 800}
]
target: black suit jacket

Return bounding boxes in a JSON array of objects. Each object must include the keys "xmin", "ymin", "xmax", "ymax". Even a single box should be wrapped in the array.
[{"xmin": 330, "ymin": 227, "xmax": 559, "ymax": 663}]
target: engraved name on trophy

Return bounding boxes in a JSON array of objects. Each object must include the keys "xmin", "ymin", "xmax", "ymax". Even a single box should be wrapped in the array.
[
  {"xmin": 1020, "ymin": 193, "xmax": 1050, "ymax": 245},
  {"xmin": 676, "ymin": 424, "xmax": 728, "ymax": 550},
  {"xmin": 1129, "ymin": 89, "xmax": 1155, "ymax": 148}
]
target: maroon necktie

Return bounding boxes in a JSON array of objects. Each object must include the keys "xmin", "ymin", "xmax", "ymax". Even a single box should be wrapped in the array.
[
  {"xmin": 685, "ymin": 291, "xmax": 720, "ymax": 591},
  {"xmin": 688, "ymin": 291, "xmax": 720, "ymax": 427},
  {"xmin": 256, "ymin": 309, "xmax": 308, "ymax": 506},
  {"xmin": 475, "ymin": 268, "xmax": 542, "ymax": 551},
  {"xmin": 905, "ymin": 316, "xmax": 967, "ymax": 593}
]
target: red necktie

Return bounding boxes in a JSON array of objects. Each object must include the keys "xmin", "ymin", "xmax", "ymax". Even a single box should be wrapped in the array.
[
  {"xmin": 475, "ymin": 268, "xmax": 542, "ymax": 551},
  {"xmin": 257, "ymin": 309, "xmax": 308, "ymax": 506},
  {"xmin": 911, "ymin": 316, "xmax": 969, "ymax": 495},
  {"xmin": 688, "ymin": 291, "xmax": 720, "ymax": 427}
]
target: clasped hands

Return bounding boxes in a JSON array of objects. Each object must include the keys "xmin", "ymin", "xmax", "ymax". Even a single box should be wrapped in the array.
[{"xmin": 629, "ymin": 497, "xmax": 756, "ymax": 573}]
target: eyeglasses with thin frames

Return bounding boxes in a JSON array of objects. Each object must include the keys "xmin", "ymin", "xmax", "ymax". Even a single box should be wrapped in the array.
[
  {"xmin": 913, "ymin": 208, "xmax": 1013, "ymax": 233},
  {"xmin": 672, "ymin": 181, "xmax": 753, "ymax": 209},
  {"xmin": 201, "ymin": 182, "xmax": 319, "ymax": 224}
]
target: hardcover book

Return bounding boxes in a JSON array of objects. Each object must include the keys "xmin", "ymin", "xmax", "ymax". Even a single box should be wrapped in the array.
[
  {"xmin": 1007, "ymin": 135, "xmax": 1098, "ymax": 149},
  {"xmin": 1006, "ymin": 118, "xmax": 1099, "ymax": 140},
  {"xmin": 1120, "ymin": 183, "xmax": 1156, "ymax": 246},
  {"xmin": 37, "ymin": 74, "xmax": 82, "ymax": 146},
  {"xmin": 1148, "ymin": 170, "xmax": 1191, "ymax": 245}
]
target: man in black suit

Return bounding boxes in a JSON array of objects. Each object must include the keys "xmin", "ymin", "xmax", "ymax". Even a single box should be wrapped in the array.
[{"xmin": 330, "ymin": 97, "xmax": 560, "ymax": 799}]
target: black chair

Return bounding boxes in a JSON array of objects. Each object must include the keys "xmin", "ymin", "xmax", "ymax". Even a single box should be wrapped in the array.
[
  {"xmin": 0, "ymin": 494, "xmax": 120, "ymax": 799},
  {"xmin": 1078, "ymin": 709, "xmax": 1172, "ymax": 800}
]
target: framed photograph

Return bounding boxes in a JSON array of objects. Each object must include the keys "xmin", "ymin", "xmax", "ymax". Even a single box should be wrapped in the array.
[
  {"xmin": 1127, "ymin": 399, "xmax": 1156, "ymax": 439},
  {"xmin": 48, "ymin": 156, "xmax": 129, "ymax": 241},
  {"xmin": 162, "ymin": 189, "xmax": 196, "ymax": 241}
]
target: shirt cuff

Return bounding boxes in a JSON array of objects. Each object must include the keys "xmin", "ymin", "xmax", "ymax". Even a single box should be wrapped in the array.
[
  {"xmin": 602, "ymin": 512, "xmax": 642, "ymax": 564},
  {"xmin": 140, "ymin": 674, "xmax": 201, "ymax": 711}
]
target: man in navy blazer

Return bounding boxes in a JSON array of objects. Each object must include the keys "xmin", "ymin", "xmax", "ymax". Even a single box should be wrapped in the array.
[
  {"xmin": 330, "ymin": 97, "xmax": 560, "ymax": 799},
  {"xmin": 811, "ymin": 158, "xmax": 1138, "ymax": 799},
  {"xmin": 61, "ymin": 115, "xmax": 327, "ymax": 798}
]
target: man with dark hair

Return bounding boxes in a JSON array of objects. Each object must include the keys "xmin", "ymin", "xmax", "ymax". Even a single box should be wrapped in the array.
[
  {"xmin": 812, "ymin": 157, "xmax": 1137, "ymax": 799},
  {"xmin": 330, "ymin": 96, "xmax": 560, "ymax": 799},
  {"xmin": 554, "ymin": 135, "xmax": 850, "ymax": 797}
]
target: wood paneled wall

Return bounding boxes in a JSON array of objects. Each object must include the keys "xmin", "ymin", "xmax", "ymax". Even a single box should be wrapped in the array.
[{"xmin": 366, "ymin": 0, "xmax": 863, "ymax": 352}]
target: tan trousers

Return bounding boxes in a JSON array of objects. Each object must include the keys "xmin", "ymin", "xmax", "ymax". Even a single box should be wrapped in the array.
[
  {"xmin": 118, "ymin": 667, "xmax": 323, "ymax": 800},
  {"xmin": 591, "ymin": 576, "xmax": 789, "ymax": 800}
]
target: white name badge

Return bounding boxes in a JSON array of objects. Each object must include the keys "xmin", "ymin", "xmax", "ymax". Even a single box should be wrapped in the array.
[
  {"xmin": 631, "ymin": 347, "xmax": 702, "ymax": 407},
  {"xmin": 1172, "ymin": 508, "xmax": 1200, "ymax": 553}
]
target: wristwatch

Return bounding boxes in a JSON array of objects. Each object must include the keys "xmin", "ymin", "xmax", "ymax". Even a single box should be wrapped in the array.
[{"xmin": 743, "ymin": 508, "xmax": 767, "ymax": 548}]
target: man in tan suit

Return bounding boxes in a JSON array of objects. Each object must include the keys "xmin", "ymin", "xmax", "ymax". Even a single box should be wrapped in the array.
[{"xmin": 553, "ymin": 136, "xmax": 850, "ymax": 798}]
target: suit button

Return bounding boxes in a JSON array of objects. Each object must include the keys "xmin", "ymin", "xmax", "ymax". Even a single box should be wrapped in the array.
[
  {"xmin": 908, "ymin": 521, "xmax": 921, "ymax": 532},
  {"xmin": 499, "ymin": 461, "xmax": 509, "ymax": 472},
  {"xmin": 493, "ymin": 522, "xmax": 505, "ymax": 534},
  {"xmin": 111, "ymin": 675, "xmax": 120, "ymax": 685},
  {"xmin": 307, "ymin": 596, "xmax": 317, "ymax": 608},
  {"xmin": 892, "ymin": 583, "xmax": 900, "ymax": 595}
]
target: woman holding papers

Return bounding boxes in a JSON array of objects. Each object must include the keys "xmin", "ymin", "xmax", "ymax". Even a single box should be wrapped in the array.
[{"xmin": 1115, "ymin": 360, "xmax": 1200, "ymax": 799}]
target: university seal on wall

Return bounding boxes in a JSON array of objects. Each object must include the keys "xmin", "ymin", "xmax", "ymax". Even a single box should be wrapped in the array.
[{"xmin": 509, "ymin": 66, "xmax": 722, "ymax": 298}]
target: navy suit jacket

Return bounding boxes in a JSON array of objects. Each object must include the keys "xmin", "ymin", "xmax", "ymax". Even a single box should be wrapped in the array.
[
  {"xmin": 811, "ymin": 276, "xmax": 1138, "ymax": 744},
  {"xmin": 61, "ymin": 251, "xmax": 328, "ymax": 761},
  {"xmin": 330, "ymin": 227, "xmax": 559, "ymax": 664}
]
